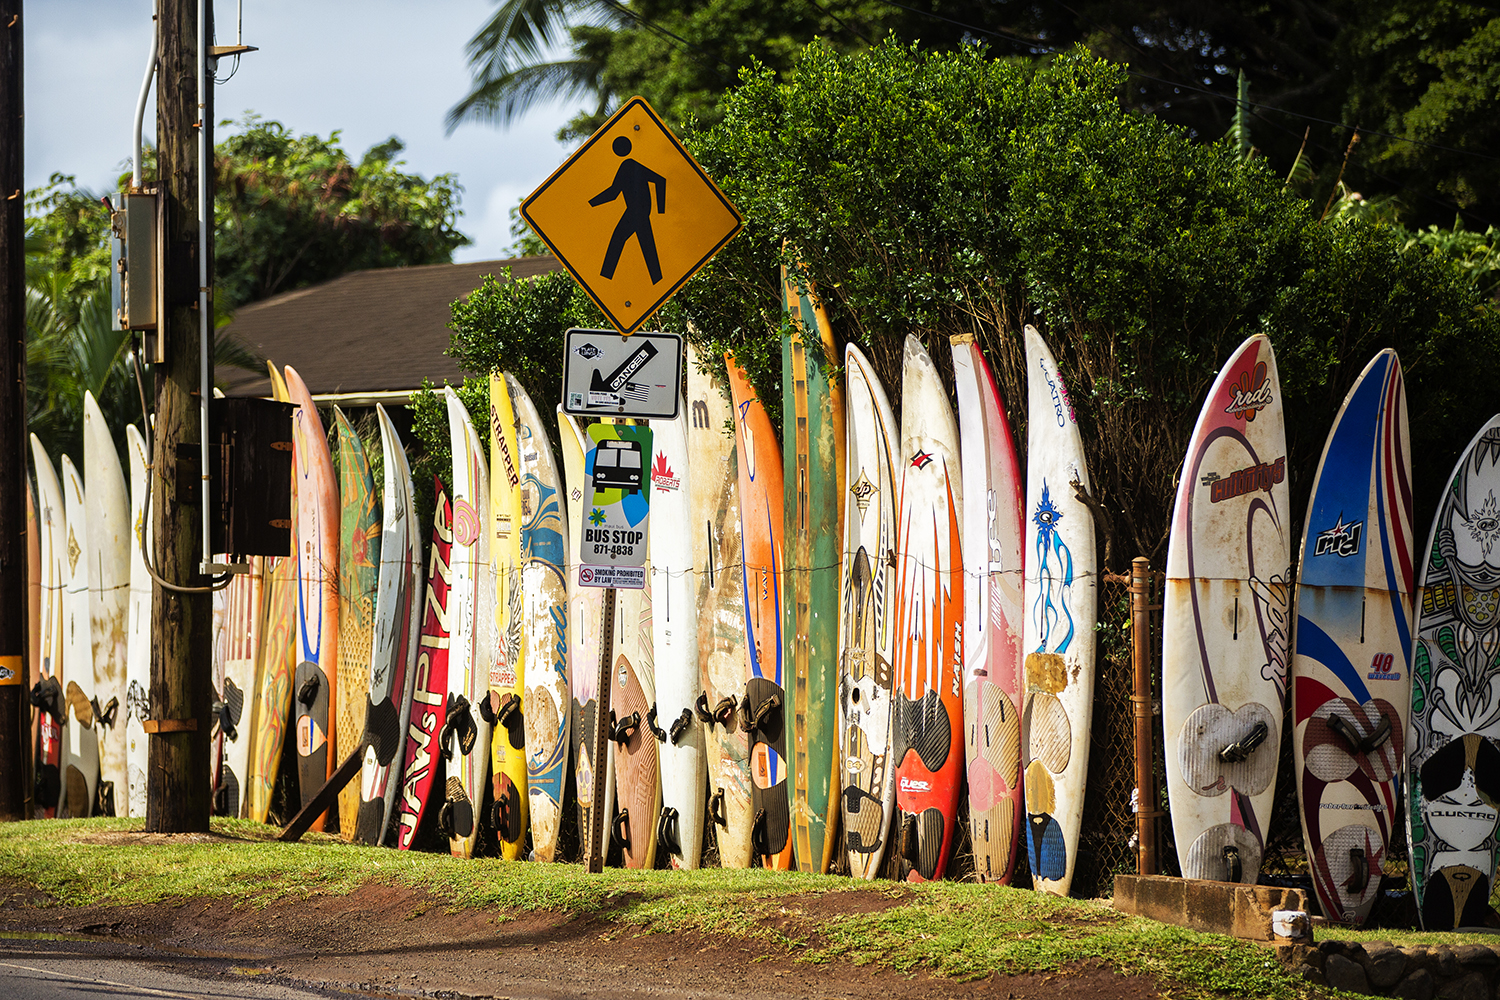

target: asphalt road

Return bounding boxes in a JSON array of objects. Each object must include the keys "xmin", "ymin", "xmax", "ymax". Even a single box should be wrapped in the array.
[{"xmin": 0, "ymin": 937, "xmax": 365, "ymax": 1000}]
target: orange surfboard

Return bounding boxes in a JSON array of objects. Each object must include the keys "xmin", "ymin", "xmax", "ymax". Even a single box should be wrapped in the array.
[{"xmin": 725, "ymin": 354, "xmax": 793, "ymax": 870}]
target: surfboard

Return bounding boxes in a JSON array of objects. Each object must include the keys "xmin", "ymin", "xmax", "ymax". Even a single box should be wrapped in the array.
[
  {"xmin": 488, "ymin": 374, "xmax": 527, "ymax": 858},
  {"xmin": 445, "ymin": 386, "xmax": 494, "ymax": 859},
  {"xmin": 512, "ymin": 377, "xmax": 570, "ymax": 862},
  {"xmin": 1292, "ymin": 349, "xmax": 1414, "ymax": 925},
  {"xmin": 123, "ymin": 426, "xmax": 151, "ymax": 819},
  {"xmin": 1160, "ymin": 334, "xmax": 1291, "ymax": 884},
  {"xmin": 1408, "ymin": 413, "xmax": 1500, "ymax": 930},
  {"xmin": 687, "ymin": 349, "xmax": 752, "ymax": 869},
  {"xmin": 838, "ymin": 343, "xmax": 899, "ymax": 879},
  {"xmin": 1022, "ymin": 325, "xmax": 1097, "ymax": 897},
  {"xmin": 217, "ymin": 561, "xmax": 263, "ymax": 819},
  {"xmin": 395, "ymin": 476, "xmax": 454, "ymax": 850},
  {"xmin": 25, "ymin": 474, "xmax": 40, "ymax": 799},
  {"xmin": 211, "ymin": 574, "xmax": 228, "ymax": 806},
  {"xmin": 83, "ymin": 391, "xmax": 129, "ymax": 814},
  {"xmin": 891, "ymin": 334, "xmax": 964, "ymax": 882},
  {"xmin": 354, "ymin": 404, "xmax": 423, "ymax": 846},
  {"xmin": 782, "ymin": 272, "xmax": 845, "ymax": 875},
  {"xmin": 59, "ymin": 454, "xmax": 99, "ymax": 818},
  {"xmin": 597, "ymin": 419, "xmax": 660, "ymax": 870},
  {"xmin": 286, "ymin": 364, "xmax": 340, "ymax": 831},
  {"xmin": 650, "ymin": 392, "xmax": 706, "ymax": 869},
  {"xmin": 334, "ymin": 408, "xmax": 380, "ymax": 837},
  {"xmin": 612, "ymin": 551, "xmax": 659, "ymax": 869},
  {"xmin": 951, "ymin": 334, "xmax": 1026, "ymax": 884},
  {"xmin": 248, "ymin": 554, "xmax": 296, "ymax": 824},
  {"xmin": 559, "ymin": 410, "xmax": 616, "ymax": 861},
  {"xmin": 29, "ymin": 436, "xmax": 66, "ymax": 818},
  {"xmin": 726, "ymin": 354, "xmax": 793, "ymax": 869}
]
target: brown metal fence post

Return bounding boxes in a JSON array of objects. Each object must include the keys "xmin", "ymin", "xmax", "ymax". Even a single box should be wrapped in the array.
[{"xmin": 1130, "ymin": 556, "xmax": 1157, "ymax": 875}]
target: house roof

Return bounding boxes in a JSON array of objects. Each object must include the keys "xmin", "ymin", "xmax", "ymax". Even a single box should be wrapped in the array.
[{"xmin": 218, "ymin": 255, "xmax": 563, "ymax": 398}]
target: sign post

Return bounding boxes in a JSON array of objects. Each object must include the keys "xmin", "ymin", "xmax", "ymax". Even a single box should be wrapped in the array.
[{"xmin": 525, "ymin": 96, "xmax": 742, "ymax": 869}]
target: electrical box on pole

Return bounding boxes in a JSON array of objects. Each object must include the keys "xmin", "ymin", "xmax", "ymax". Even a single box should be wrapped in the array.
[{"xmin": 109, "ymin": 187, "xmax": 163, "ymax": 360}]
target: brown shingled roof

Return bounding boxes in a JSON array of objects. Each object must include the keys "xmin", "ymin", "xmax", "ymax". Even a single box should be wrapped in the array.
[{"xmin": 218, "ymin": 255, "xmax": 563, "ymax": 398}]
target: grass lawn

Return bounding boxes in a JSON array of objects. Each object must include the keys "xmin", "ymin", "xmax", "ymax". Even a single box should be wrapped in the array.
[{"xmin": 0, "ymin": 817, "xmax": 1329, "ymax": 998}]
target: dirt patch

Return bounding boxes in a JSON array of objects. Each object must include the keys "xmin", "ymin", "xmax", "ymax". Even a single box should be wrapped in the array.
[
  {"xmin": 61, "ymin": 827, "xmax": 298, "ymax": 846},
  {"xmin": 0, "ymin": 880, "xmax": 1164, "ymax": 999}
]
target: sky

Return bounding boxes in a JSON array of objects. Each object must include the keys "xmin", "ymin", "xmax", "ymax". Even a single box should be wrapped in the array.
[{"xmin": 25, "ymin": 0, "xmax": 580, "ymax": 263}]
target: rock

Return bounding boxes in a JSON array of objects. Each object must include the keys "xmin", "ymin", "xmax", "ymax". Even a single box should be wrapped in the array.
[
  {"xmin": 1297, "ymin": 964, "xmax": 1327, "ymax": 988},
  {"xmin": 1435, "ymin": 971, "xmax": 1487, "ymax": 1000},
  {"xmin": 1303, "ymin": 948, "xmax": 1327, "ymax": 973},
  {"xmin": 1393, "ymin": 969, "xmax": 1435, "ymax": 1000},
  {"xmin": 1362, "ymin": 947, "xmax": 1409, "ymax": 990},
  {"xmin": 1453, "ymin": 945, "xmax": 1498, "ymax": 967},
  {"xmin": 1434, "ymin": 947, "xmax": 1461, "ymax": 978},
  {"xmin": 1326, "ymin": 953, "xmax": 1371, "ymax": 994}
]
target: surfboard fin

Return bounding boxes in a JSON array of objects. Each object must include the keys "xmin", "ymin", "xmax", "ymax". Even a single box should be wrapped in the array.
[
  {"xmin": 612, "ymin": 808, "xmax": 632, "ymax": 849},
  {"xmin": 611, "ymin": 710, "xmax": 641, "ymax": 746},
  {"xmin": 657, "ymin": 806, "xmax": 681, "ymax": 856},
  {"xmin": 30, "ymin": 677, "xmax": 63, "ymax": 723},
  {"xmin": 1346, "ymin": 847, "xmax": 1369, "ymax": 894},
  {"xmin": 646, "ymin": 704, "xmax": 667, "ymax": 742},
  {"xmin": 1218, "ymin": 721, "xmax": 1268, "ymax": 763},
  {"xmin": 1327, "ymin": 712, "xmax": 1391, "ymax": 755},
  {"xmin": 695, "ymin": 693, "xmax": 716, "ymax": 727},
  {"xmin": 1222, "ymin": 845, "xmax": 1242, "ymax": 883}
]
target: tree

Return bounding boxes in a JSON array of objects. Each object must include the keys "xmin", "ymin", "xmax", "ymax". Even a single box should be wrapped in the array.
[
  {"xmin": 214, "ymin": 116, "xmax": 470, "ymax": 309},
  {"xmin": 454, "ymin": 2, "xmax": 1498, "ymax": 229},
  {"xmin": 449, "ymin": 0, "xmax": 1018, "ymax": 140}
]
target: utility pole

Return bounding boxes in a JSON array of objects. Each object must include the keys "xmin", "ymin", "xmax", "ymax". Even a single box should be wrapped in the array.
[
  {"xmin": 0, "ymin": 0, "xmax": 31, "ymax": 823},
  {"xmin": 147, "ymin": 0, "xmax": 212, "ymax": 833}
]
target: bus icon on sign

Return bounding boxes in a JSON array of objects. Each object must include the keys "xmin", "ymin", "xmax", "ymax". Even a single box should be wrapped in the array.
[{"xmin": 593, "ymin": 439, "xmax": 644, "ymax": 494}]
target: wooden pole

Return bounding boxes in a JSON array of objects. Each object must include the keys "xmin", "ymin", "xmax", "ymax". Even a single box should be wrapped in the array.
[
  {"xmin": 147, "ymin": 0, "xmax": 212, "ymax": 833},
  {"xmin": 0, "ymin": 0, "xmax": 30, "ymax": 822},
  {"xmin": 1130, "ymin": 556, "xmax": 1158, "ymax": 875},
  {"xmin": 586, "ymin": 587, "xmax": 615, "ymax": 872}
]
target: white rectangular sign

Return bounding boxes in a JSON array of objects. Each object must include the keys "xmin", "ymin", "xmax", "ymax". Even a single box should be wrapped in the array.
[
  {"xmin": 562, "ymin": 328, "xmax": 682, "ymax": 420},
  {"xmin": 579, "ymin": 423, "xmax": 652, "ymax": 589}
]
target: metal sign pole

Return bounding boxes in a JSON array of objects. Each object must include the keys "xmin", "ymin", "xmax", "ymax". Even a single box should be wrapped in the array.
[{"xmin": 586, "ymin": 586, "xmax": 616, "ymax": 872}]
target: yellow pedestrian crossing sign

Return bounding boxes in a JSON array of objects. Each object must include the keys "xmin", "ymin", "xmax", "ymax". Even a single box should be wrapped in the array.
[{"xmin": 521, "ymin": 97, "xmax": 744, "ymax": 336}]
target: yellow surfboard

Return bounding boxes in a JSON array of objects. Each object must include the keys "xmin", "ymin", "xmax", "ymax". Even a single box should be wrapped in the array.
[{"xmin": 489, "ymin": 372, "xmax": 529, "ymax": 859}]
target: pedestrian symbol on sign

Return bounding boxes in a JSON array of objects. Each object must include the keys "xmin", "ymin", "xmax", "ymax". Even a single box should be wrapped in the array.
[{"xmin": 591, "ymin": 137, "xmax": 666, "ymax": 285}]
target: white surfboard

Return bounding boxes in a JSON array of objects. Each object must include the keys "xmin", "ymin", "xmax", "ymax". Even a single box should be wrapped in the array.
[
  {"xmin": 444, "ymin": 387, "xmax": 494, "ymax": 858},
  {"xmin": 30, "ymin": 435, "xmax": 68, "ymax": 818},
  {"xmin": 650, "ymin": 393, "xmax": 706, "ymax": 869},
  {"xmin": 124, "ymin": 425, "xmax": 152, "ymax": 819},
  {"xmin": 1021, "ymin": 325, "xmax": 1097, "ymax": 896},
  {"xmin": 1162, "ymin": 334, "xmax": 1291, "ymax": 883},
  {"xmin": 511, "ymin": 377, "xmax": 570, "ymax": 862},
  {"xmin": 83, "ymin": 392, "xmax": 130, "ymax": 813},
  {"xmin": 354, "ymin": 404, "xmax": 423, "ymax": 845},
  {"xmin": 838, "ymin": 343, "xmax": 899, "ymax": 879},
  {"xmin": 687, "ymin": 349, "xmax": 752, "ymax": 869},
  {"xmin": 60, "ymin": 455, "xmax": 100, "ymax": 817},
  {"xmin": 559, "ymin": 409, "xmax": 616, "ymax": 860},
  {"xmin": 218, "ymin": 562, "xmax": 263, "ymax": 818}
]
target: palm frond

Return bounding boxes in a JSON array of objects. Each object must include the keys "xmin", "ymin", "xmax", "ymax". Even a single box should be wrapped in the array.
[{"xmin": 446, "ymin": 57, "xmax": 606, "ymax": 132}]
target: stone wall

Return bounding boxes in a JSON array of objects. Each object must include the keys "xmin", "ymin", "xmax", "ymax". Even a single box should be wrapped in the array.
[{"xmin": 1289, "ymin": 939, "xmax": 1500, "ymax": 1000}]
